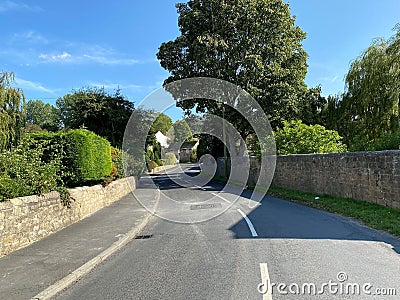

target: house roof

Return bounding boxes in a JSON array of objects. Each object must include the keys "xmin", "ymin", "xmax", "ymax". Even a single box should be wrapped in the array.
[{"xmin": 180, "ymin": 141, "xmax": 198, "ymax": 150}]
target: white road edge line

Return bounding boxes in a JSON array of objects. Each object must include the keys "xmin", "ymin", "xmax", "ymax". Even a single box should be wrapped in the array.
[
  {"xmin": 192, "ymin": 184, "xmax": 231, "ymax": 203},
  {"xmin": 211, "ymin": 192, "xmax": 231, "ymax": 203},
  {"xmin": 237, "ymin": 209, "xmax": 258, "ymax": 237},
  {"xmin": 259, "ymin": 263, "xmax": 273, "ymax": 300}
]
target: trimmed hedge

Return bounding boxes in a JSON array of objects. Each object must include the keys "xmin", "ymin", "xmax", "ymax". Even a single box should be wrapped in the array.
[{"xmin": 25, "ymin": 129, "xmax": 113, "ymax": 186}]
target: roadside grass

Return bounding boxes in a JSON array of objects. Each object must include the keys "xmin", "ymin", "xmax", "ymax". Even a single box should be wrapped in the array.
[{"xmin": 212, "ymin": 175, "xmax": 400, "ymax": 238}]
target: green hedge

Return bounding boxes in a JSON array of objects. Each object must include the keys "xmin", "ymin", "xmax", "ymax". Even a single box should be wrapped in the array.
[{"xmin": 25, "ymin": 129, "xmax": 112, "ymax": 186}]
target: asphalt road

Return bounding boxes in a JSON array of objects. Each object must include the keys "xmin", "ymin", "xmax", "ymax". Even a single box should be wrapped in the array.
[{"xmin": 57, "ymin": 164, "xmax": 400, "ymax": 299}]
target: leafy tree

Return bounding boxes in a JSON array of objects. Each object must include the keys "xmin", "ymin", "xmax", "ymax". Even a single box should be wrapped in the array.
[
  {"xmin": 274, "ymin": 120, "xmax": 347, "ymax": 155},
  {"xmin": 146, "ymin": 113, "xmax": 173, "ymax": 146},
  {"xmin": 157, "ymin": 0, "xmax": 308, "ymax": 134},
  {"xmin": 339, "ymin": 26, "xmax": 400, "ymax": 150},
  {"xmin": 319, "ymin": 94, "xmax": 342, "ymax": 132},
  {"xmin": 0, "ymin": 71, "xmax": 25, "ymax": 150},
  {"xmin": 298, "ymin": 86, "xmax": 326, "ymax": 125},
  {"xmin": 150, "ymin": 113, "xmax": 173, "ymax": 135},
  {"xmin": 56, "ymin": 87, "xmax": 134, "ymax": 147},
  {"xmin": 196, "ymin": 133, "xmax": 225, "ymax": 159},
  {"xmin": 173, "ymin": 119, "xmax": 193, "ymax": 143},
  {"xmin": 185, "ymin": 114, "xmax": 204, "ymax": 136},
  {"xmin": 145, "ymin": 112, "xmax": 173, "ymax": 151},
  {"xmin": 25, "ymin": 99, "xmax": 59, "ymax": 131}
]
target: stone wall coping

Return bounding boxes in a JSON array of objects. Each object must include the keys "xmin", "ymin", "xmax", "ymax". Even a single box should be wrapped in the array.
[{"xmin": 0, "ymin": 177, "xmax": 132, "ymax": 208}]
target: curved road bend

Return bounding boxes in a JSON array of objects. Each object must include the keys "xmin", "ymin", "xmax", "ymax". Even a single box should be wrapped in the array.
[{"xmin": 57, "ymin": 164, "xmax": 400, "ymax": 300}]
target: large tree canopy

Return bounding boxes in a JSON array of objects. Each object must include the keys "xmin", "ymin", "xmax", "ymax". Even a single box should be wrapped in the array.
[
  {"xmin": 157, "ymin": 0, "xmax": 308, "ymax": 131},
  {"xmin": 56, "ymin": 87, "xmax": 134, "ymax": 147},
  {"xmin": 339, "ymin": 27, "xmax": 400, "ymax": 149},
  {"xmin": 0, "ymin": 71, "xmax": 25, "ymax": 150}
]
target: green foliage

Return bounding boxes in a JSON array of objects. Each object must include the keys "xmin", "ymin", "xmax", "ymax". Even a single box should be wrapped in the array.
[
  {"xmin": 190, "ymin": 148, "xmax": 197, "ymax": 162},
  {"xmin": 298, "ymin": 86, "xmax": 326, "ymax": 125},
  {"xmin": 274, "ymin": 120, "xmax": 347, "ymax": 155},
  {"xmin": 26, "ymin": 129, "xmax": 113, "ymax": 186},
  {"xmin": 196, "ymin": 133, "xmax": 225, "ymax": 159},
  {"xmin": 25, "ymin": 99, "xmax": 59, "ymax": 131},
  {"xmin": 147, "ymin": 160, "xmax": 158, "ymax": 172},
  {"xmin": 0, "ymin": 139, "xmax": 62, "ymax": 201},
  {"xmin": 163, "ymin": 152, "xmax": 177, "ymax": 165},
  {"xmin": 22, "ymin": 124, "xmax": 47, "ymax": 135},
  {"xmin": 157, "ymin": 0, "xmax": 308, "ymax": 131},
  {"xmin": 123, "ymin": 151, "xmax": 145, "ymax": 176},
  {"xmin": 111, "ymin": 147, "xmax": 125, "ymax": 179},
  {"xmin": 368, "ymin": 132, "xmax": 400, "ymax": 151},
  {"xmin": 151, "ymin": 113, "xmax": 173, "ymax": 136},
  {"xmin": 0, "ymin": 71, "xmax": 25, "ymax": 150},
  {"xmin": 56, "ymin": 87, "xmax": 134, "ymax": 147},
  {"xmin": 173, "ymin": 119, "xmax": 192, "ymax": 143},
  {"xmin": 336, "ymin": 27, "xmax": 400, "ymax": 150},
  {"xmin": 103, "ymin": 147, "xmax": 124, "ymax": 186}
]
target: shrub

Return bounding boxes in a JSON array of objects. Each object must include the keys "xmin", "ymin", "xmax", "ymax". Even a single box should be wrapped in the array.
[
  {"xmin": 147, "ymin": 160, "xmax": 158, "ymax": 171},
  {"xmin": 64, "ymin": 130, "xmax": 112, "ymax": 184},
  {"xmin": 163, "ymin": 152, "xmax": 177, "ymax": 165},
  {"xmin": 0, "ymin": 141, "xmax": 61, "ymax": 201},
  {"xmin": 275, "ymin": 120, "xmax": 347, "ymax": 155},
  {"xmin": 190, "ymin": 148, "xmax": 197, "ymax": 162},
  {"xmin": 24, "ymin": 129, "xmax": 113, "ymax": 186},
  {"xmin": 368, "ymin": 132, "xmax": 400, "ymax": 151},
  {"xmin": 123, "ymin": 151, "xmax": 146, "ymax": 176}
]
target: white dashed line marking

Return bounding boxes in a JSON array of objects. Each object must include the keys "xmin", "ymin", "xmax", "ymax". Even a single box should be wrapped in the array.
[{"xmin": 259, "ymin": 263, "xmax": 273, "ymax": 300}]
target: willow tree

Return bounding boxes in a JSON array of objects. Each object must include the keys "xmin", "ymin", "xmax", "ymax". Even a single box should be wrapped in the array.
[
  {"xmin": 341, "ymin": 26, "xmax": 400, "ymax": 149},
  {"xmin": 157, "ymin": 0, "xmax": 308, "ymax": 133},
  {"xmin": 0, "ymin": 72, "xmax": 25, "ymax": 150}
]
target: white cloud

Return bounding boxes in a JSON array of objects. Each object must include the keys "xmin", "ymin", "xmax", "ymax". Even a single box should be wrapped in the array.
[
  {"xmin": 39, "ymin": 52, "xmax": 72, "ymax": 62},
  {"xmin": 0, "ymin": 1, "xmax": 42, "ymax": 12},
  {"xmin": 82, "ymin": 54, "xmax": 139, "ymax": 65},
  {"xmin": 38, "ymin": 45, "xmax": 140, "ymax": 65},
  {"xmin": 11, "ymin": 31, "xmax": 48, "ymax": 44},
  {"xmin": 89, "ymin": 82, "xmax": 152, "ymax": 92},
  {"xmin": 14, "ymin": 77, "xmax": 55, "ymax": 94}
]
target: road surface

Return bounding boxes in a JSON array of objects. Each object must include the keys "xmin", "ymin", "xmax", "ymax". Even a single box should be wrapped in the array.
[{"xmin": 57, "ymin": 164, "xmax": 400, "ymax": 299}]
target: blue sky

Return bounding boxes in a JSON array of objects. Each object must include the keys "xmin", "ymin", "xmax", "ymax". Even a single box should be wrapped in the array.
[{"xmin": 0, "ymin": 0, "xmax": 399, "ymax": 121}]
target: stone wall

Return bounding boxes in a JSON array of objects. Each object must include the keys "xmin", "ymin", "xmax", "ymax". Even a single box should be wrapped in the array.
[
  {"xmin": 216, "ymin": 151, "xmax": 400, "ymax": 209},
  {"xmin": 0, "ymin": 177, "xmax": 136, "ymax": 257}
]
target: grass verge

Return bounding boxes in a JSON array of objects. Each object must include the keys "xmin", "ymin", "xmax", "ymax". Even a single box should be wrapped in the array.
[{"xmin": 212, "ymin": 176, "xmax": 400, "ymax": 238}]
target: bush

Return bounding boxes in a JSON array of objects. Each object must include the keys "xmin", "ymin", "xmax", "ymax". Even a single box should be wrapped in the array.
[
  {"xmin": 275, "ymin": 120, "xmax": 347, "ymax": 155},
  {"xmin": 147, "ymin": 160, "xmax": 158, "ymax": 171},
  {"xmin": 0, "ymin": 141, "xmax": 61, "ymax": 201},
  {"xmin": 368, "ymin": 132, "xmax": 400, "ymax": 151},
  {"xmin": 190, "ymin": 148, "xmax": 197, "ymax": 162},
  {"xmin": 24, "ymin": 129, "xmax": 113, "ymax": 186},
  {"xmin": 163, "ymin": 152, "xmax": 177, "ymax": 165},
  {"xmin": 123, "ymin": 151, "xmax": 146, "ymax": 176}
]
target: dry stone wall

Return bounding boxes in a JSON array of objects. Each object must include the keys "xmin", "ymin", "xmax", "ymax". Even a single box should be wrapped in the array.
[
  {"xmin": 216, "ymin": 151, "xmax": 400, "ymax": 209},
  {"xmin": 0, "ymin": 177, "xmax": 137, "ymax": 257}
]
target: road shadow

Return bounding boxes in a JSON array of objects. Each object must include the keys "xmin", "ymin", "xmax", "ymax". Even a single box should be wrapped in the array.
[{"xmin": 229, "ymin": 187, "xmax": 400, "ymax": 255}]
